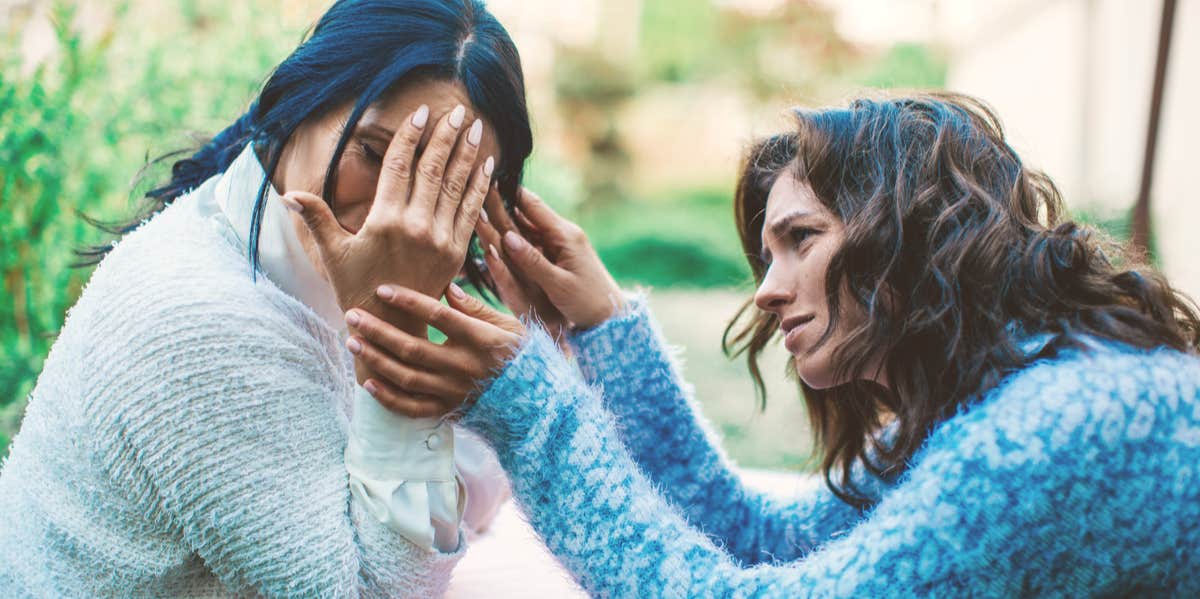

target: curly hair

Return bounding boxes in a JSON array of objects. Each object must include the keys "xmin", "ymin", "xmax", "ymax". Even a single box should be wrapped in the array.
[{"xmin": 723, "ymin": 92, "xmax": 1200, "ymax": 508}]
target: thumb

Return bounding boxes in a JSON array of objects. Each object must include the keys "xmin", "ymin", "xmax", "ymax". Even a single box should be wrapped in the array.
[
  {"xmin": 445, "ymin": 282, "xmax": 523, "ymax": 335},
  {"xmin": 502, "ymin": 230, "xmax": 568, "ymax": 291},
  {"xmin": 280, "ymin": 191, "xmax": 345, "ymax": 251}
]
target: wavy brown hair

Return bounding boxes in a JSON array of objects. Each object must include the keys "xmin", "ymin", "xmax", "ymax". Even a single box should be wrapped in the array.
[{"xmin": 723, "ymin": 92, "xmax": 1200, "ymax": 508}]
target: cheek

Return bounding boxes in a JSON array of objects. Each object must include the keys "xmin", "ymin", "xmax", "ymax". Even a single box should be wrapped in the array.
[{"xmin": 331, "ymin": 159, "xmax": 379, "ymax": 232}]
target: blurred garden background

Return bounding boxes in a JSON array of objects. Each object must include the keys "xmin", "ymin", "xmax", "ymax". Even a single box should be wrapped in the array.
[{"xmin": 2, "ymin": 0, "xmax": 1197, "ymax": 469}]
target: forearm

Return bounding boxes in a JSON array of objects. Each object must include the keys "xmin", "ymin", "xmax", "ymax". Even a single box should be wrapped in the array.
[
  {"xmin": 568, "ymin": 296, "xmax": 862, "ymax": 563},
  {"xmin": 459, "ymin": 328, "xmax": 1140, "ymax": 597}
]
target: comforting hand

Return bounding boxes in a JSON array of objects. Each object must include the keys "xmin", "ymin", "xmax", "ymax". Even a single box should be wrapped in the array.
[
  {"xmin": 476, "ymin": 187, "xmax": 624, "ymax": 331},
  {"xmin": 282, "ymin": 103, "xmax": 493, "ymax": 312},
  {"xmin": 344, "ymin": 284, "xmax": 524, "ymax": 418}
]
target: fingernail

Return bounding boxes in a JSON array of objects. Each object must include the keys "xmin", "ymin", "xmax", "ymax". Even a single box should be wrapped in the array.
[
  {"xmin": 280, "ymin": 193, "xmax": 303, "ymax": 213},
  {"xmin": 345, "ymin": 310, "xmax": 360, "ymax": 327},
  {"xmin": 377, "ymin": 285, "xmax": 395, "ymax": 300},
  {"xmin": 449, "ymin": 105, "xmax": 465, "ymax": 129},
  {"xmin": 448, "ymin": 282, "xmax": 466, "ymax": 300},
  {"xmin": 412, "ymin": 104, "xmax": 429, "ymax": 129},
  {"xmin": 363, "ymin": 379, "xmax": 378, "ymax": 395},
  {"xmin": 346, "ymin": 337, "xmax": 363, "ymax": 355},
  {"xmin": 503, "ymin": 230, "xmax": 526, "ymax": 252},
  {"xmin": 483, "ymin": 156, "xmax": 494, "ymax": 177},
  {"xmin": 479, "ymin": 208, "xmax": 490, "ymax": 224},
  {"xmin": 467, "ymin": 118, "xmax": 483, "ymax": 146},
  {"xmin": 487, "ymin": 244, "xmax": 500, "ymax": 261}
]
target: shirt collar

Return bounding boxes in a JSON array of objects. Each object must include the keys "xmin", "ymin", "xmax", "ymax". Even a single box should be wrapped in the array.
[{"xmin": 213, "ymin": 143, "xmax": 347, "ymax": 335}]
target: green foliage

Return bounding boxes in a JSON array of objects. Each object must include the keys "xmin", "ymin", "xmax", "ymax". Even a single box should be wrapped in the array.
[
  {"xmin": 578, "ymin": 188, "xmax": 752, "ymax": 289},
  {"xmin": 0, "ymin": 1, "xmax": 296, "ymax": 451},
  {"xmin": 860, "ymin": 42, "xmax": 948, "ymax": 89}
]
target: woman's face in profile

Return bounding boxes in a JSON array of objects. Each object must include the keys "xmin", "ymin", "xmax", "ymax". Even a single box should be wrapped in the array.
[
  {"xmin": 753, "ymin": 171, "xmax": 871, "ymax": 389},
  {"xmin": 274, "ymin": 79, "xmax": 502, "ymax": 234}
]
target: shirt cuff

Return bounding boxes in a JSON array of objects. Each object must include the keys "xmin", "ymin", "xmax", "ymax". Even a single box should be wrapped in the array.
[{"xmin": 345, "ymin": 385, "xmax": 462, "ymax": 553}]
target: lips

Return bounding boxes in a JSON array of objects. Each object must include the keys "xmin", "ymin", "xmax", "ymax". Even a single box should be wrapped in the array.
[{"xmin": 780, "ymin": 314, "xmax": 815, "ymax": 353}]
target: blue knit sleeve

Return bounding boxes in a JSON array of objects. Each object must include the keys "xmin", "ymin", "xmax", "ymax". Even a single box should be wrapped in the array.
[
  {"xmin": 567, "ymin": 296, "xmax": 874, "ymax": 564},
  {"xmin": 462, "ymin": 329, "xmax": 1200, "ymax": 597}
]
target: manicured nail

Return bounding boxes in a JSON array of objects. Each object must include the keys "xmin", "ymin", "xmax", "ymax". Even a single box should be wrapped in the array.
[
  {"xmin": 488, "ymin": 244, "xmax": 500, "ymax": 261},
  {"xmin": 503, "ymin": 230, "xmax": 526, "ymax": 252},
  {"xmin": 363, "ymin": 379, "xmax": 378, "ymax": 395},
  {"xmin": 449, "ymin": 105, "xmax": 466, "ymax": 129},
  {"xmin": 412, "ymin": 104, "xmax": 430, "ymax": 129},
  {"xmin": 280, "ymin": 193, "xmax": 303, "ymax": 213},
  {"xmin": 479, "ymin": 207, "xmax": 490, "ymax": 224},
  {"xmin": 377, "ymin": 285, "xmax": 395, "ymax": 300},
  {"xmin": 483, "ymin": 156, "xmax": 494, "ymax": 177},
  {"xmin": 448, "ymin": 282, "xmax": 466, "ymax": 300},
  {"xmin": 344, "ymin": 310, "xmax": 361, "ymax": 327},
  {"xmin": 467, "ymin": 118, "xmax": 483, "ymax": 146},
  {"xmin": 346, "ymin": 337, "xmax": 363, "ymax": 355}
]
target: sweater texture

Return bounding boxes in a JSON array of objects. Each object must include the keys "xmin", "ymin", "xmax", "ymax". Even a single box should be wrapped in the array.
[
  {"xmin": 0, "ymin": 189, "xmax": 462, "ymax": 597},
  {"xmin": 461, "ymin": 297, "xmax": 1200, "ymax": 597}
]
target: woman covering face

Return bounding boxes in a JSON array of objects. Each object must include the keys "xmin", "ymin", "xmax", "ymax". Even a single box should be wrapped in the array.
[
  {"xmin": 0, "ymin": 0, "xmax": 531, "ymax": 596},
  {"xmin": 348, "ymin": 93, "xmax": 1200, "ymax": 596}
]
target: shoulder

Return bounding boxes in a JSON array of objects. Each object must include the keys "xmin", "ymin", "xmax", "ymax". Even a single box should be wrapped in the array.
[
  {"xmin": 934, "ymin": 341, "xmax": 1200, "ymax": 470},
  {"xmin": 64, "ymin": 202, "xmax": 348, "ymax": 393}
]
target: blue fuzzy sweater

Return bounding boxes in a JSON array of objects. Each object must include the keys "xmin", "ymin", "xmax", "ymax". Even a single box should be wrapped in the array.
[{"xmin": 460, "ymin": 297, "xmax": 1200, "ymax": 597}]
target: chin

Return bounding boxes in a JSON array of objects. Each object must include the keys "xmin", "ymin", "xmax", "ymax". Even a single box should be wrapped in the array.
[{"xmin": 794, "ymin": 357, "xmax": 839, "ymax": 390}]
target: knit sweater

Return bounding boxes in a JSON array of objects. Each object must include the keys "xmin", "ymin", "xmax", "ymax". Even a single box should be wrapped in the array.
[
  {"xmin": 460, "ymin": 298, "xmax": 1200, "ymax": 597},
  {"xmin": 0, "ymin": 194, "xmax": 463, "ymax": 597}
]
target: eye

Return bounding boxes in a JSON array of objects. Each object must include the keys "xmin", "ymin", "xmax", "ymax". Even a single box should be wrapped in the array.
[
  {"xmin": 359, "ymin": 141, "xmax": 383, "ymax": 164},
  {"xmin": 788, "ymin": 226, "xmax": 817, "ymax": 249}
]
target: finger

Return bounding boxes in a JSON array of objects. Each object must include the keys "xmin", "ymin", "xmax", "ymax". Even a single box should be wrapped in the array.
[
  {"xmin": 363, "ymin": 377, "xmax": 452, "ymax": 419},
  {"xmin": 501, "ymin": 230, "xmax": 571, "ymax": 291},
  {"xmin": 482, "ymin": 183, "xmax": 520, "ymax": 236},
  {"xmin": 281, "ymin": 191, "xmax": 348, "ymax": 251},
  {"xmin": 352, "ymin": 337, "xmax": 475, "ymax": 399},
  {"xmin": 409, "ymin": 104, "xmax": 467, "ymax": 220},
  {"xmin": 446, "ymin": 282, "xmax": 524, "ymax": 335},
  {"xmin": 482, "ymin": 243, "xmax": 533, "ymax": 315},
  {"xmin": 371, "ymin": 104, "xmax": 429, "ymax": 213},
  {"xmin": 515, "ymin": 187, "xmax": 571, "ymax": 233},
  {"xmin": 511, "ymin": 207, "xmax": 551, "ymax": 252},
  {"xmin": 376, "ymin": 285, "xmax": 502, "ymax": 347},
  {"xmin": 434, "ymin": 117, "xmax": 483, "ymax": 229},
  {"xmin": 475, "ymin": 205, "xmax": 505, "ymax": 250},
  {"xmin": 453, "ymin": 156, "xmax": 494, "ymax": 246},
  {"xmin": 513, "ymin": 206, "xmax": 541, "ymax": 234},
  {"xmin": 347, "ymin": 308, "xmax": 490, "ymax": 378}
]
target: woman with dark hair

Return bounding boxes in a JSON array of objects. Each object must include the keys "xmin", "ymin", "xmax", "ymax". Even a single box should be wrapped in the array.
[
  {"xmin": 0, "ymin": 0, "xmax": 530, "ymax": 596},
  {"xmin": 344, "ymin": 93, "xmax": 1200, "ymax": 595}
]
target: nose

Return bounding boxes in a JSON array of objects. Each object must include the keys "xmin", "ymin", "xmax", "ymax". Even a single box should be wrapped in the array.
[{"xmin": 754, "ymin": 266, "xmax": 794, "ymax": 314}]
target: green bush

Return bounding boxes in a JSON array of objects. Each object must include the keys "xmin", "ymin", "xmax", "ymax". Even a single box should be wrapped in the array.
[
  {"xmin": 1, "ymin": 1, "xmax": 295, "ymax": 452},
  {"xmin": 578, "ymin": 187, "xmax": 752, "ymax": 289}
]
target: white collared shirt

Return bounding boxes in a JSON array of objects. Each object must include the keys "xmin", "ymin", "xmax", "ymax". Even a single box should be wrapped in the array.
[{"xmin": 195, "ymin": 143, "xmax": 507, "ymax": 552}]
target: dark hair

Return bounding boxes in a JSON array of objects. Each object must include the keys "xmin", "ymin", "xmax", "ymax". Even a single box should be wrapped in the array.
[
  {"xmin": 724, "ymin": 92, "xmax": 1200, "ymax": 509},
  {"xmin": 85, "ymin": 0, "xmax": 532, "ymax": 291}
]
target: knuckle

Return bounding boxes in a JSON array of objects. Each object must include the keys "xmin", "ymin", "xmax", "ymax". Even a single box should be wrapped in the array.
[
  {"xmin": 441, "ymin": 176, "xmax": 466, "ymax": 198},
  {"xmin": 383, "ymin": 155, "xmax": 413, "ymax": 179},
  {"xmin": 394, "ymin": 370, "xmax": 415, "ymax": 390},
  {"xmin": 402, "ymin": 339, "xmax": 424, "ymax": 362},
  {"xmin": 417, "ymin": 160, "xmax": 445, "ymax": 182},
  {"xmin": 429, "ymin": 303, "xmax": 449, "ymax": 325},
  {"xmin": 564, "ymin": 223, "xmax": 587, "ymax": 243}
]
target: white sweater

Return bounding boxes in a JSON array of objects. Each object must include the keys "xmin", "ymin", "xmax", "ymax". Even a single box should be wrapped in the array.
[{"xmin": 0, "ymin": 153, "xmax": 481, "ymax": 596}]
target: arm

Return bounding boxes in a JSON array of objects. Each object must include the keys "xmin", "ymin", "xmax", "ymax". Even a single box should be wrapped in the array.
[
  {"xmin": 459, "ymin": 330, "xmax": 1182, "ymax": 597},
  {"xmin": 567, "ymin": 295, "xmax": 873, "ymax": 565},
  {"xmin": 84, "ymin": 296, "xmax": 462, "ymax": 597}
]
